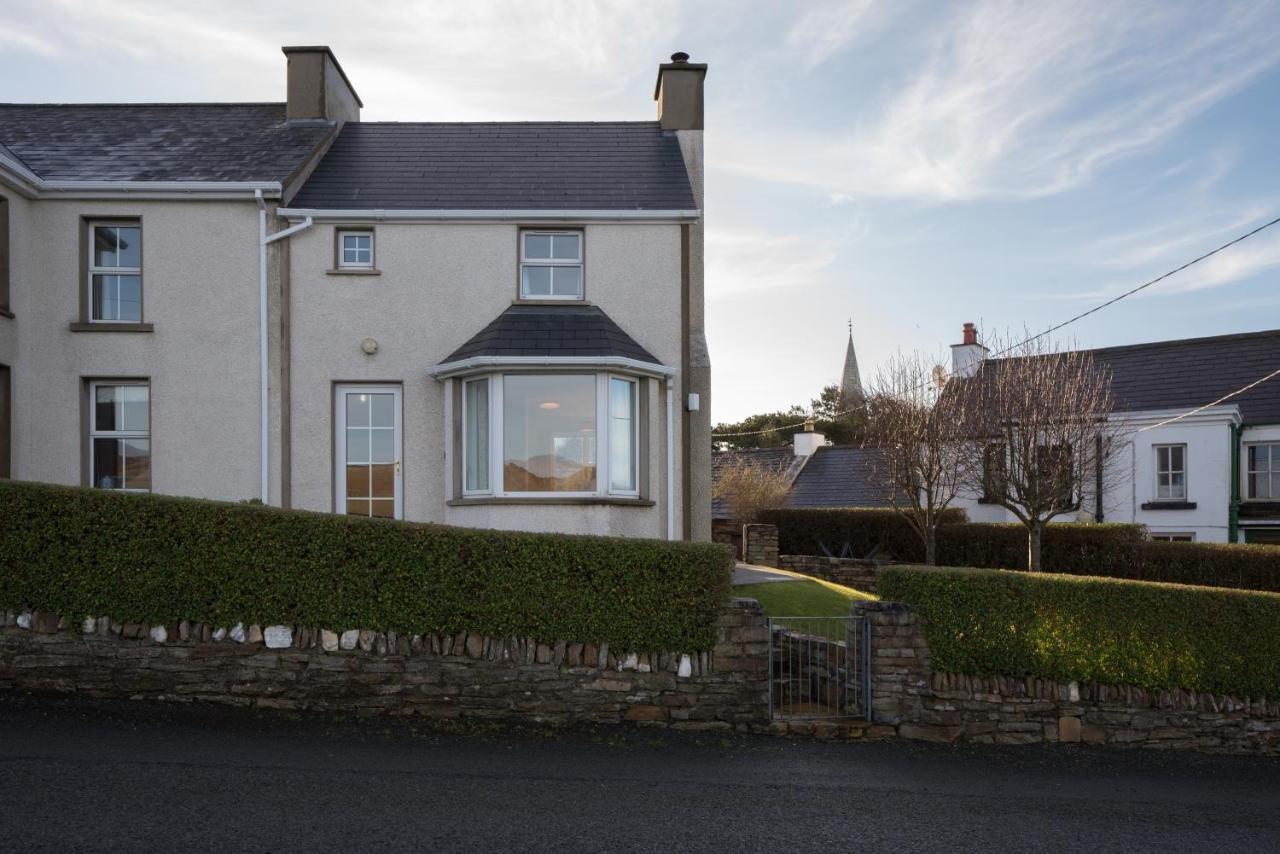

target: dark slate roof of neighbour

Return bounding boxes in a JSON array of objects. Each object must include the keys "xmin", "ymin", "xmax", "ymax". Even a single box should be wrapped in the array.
[
  {"xmin": 288, "ymin": 121, "xmax": 697, "ymax": 210},
  {"xmin": 1090, "ymin": 329, "xmax": 1280, "ymax": 423},
  {"xmin": 0, "ymin": 103, "xmax": 333, "ymax": 182},
  {"xmin": 785, "ymin": 446, "xmax": 898, "ymax": 509},
  {"xmin": 711, "ymin": 447, "xmax": 798, "ymax": 519},
  {"xmin": 439, "ymin": 304, "xmax": 662, "ymax": 365}
]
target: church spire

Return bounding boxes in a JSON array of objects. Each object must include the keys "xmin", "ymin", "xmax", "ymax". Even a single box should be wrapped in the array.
[{"xmin": 839, "ymin": 319, "xmax": 864, "ymax": 409}]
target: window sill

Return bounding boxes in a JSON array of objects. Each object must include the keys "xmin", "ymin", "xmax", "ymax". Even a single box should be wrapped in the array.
[
  {"xmin": 0, "ymin": 309, "xmax": 13, "ymax": 319},
  {"xmin": 69, "ymin": 322, "xmax": 154, "ymax": 333},
  {"xmin": 513, "ymin": 298, "xmax": 591, "ymax": 306},
  {"xmin": 326, "ymin": 268, "xmax": 381, "ymax": 276},
  {"xmin": 1140, "ymin": 501, "xmax": 1197, "ymax": 511},
  {"xmin": 448, "ymin": 496, "xmax": 655, "ymax": 507}
]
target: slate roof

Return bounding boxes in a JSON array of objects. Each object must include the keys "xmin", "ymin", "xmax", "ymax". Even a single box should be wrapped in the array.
[
  {"xmin": 438, "ymin": 305, "xmax": 662, "ymax": 366},
  {"xmin": 785, "ymin": 447, "xmax": 898, "ymax": 509},
  {"xmin": 288, "ymin": 122, "xmax": 697, "ymax": 210},
  {"xmin": 711, "ymin": 448, "xmax": 798, "ymax": 519},
  {"xmin": 1091, "ymin": 329, "xmax": 1280, "ymax": 422},
  {"xmin": 0, "ymin": 103, "xmax": 333, "ymax": 182}
]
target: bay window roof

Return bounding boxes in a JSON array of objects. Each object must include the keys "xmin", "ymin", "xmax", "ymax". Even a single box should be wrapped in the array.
[{"xmin": 431, "ymin": 305, "xmax": 668, "ymax": 378}]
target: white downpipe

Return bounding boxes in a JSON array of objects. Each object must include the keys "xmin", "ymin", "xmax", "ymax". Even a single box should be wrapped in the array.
[
  {"xmin": 666, "ymin": 377, "xmax": 676, "ymax": 541},
  {"xmin": 254, "ymin": 188, "xmax": 312, "ymax": 504}
]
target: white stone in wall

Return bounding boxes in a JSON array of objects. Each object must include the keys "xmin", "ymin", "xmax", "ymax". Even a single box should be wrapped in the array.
[
  {"xmin": 678, "ymin": 655, "xmax": 692, "ymax": 678},
  {"xmin": 320, "ymin": 630, "xmax": 339, "ymax": 652},
  {"xmin": 212, "ymin": 627, "xmax": 227, "ymax": 642},
  {"xmin": 264, "ymin": 626, "xmax": 292, "ymax": 649},
  {"xmin": 230, "ymin": 623, "xmax": 246, "ymax": 643},
  {"xmin": 1069, "ymin": 681, "xmax": 1080, "ymax": 702},
  {"xmin": 16, "ymin": 612, "xmax": 32, "ymax": 629},
  {"xmin": 340, "ymin": 629, "xmax": 359, "ymax": 650},
  {"xmin": 82, "ymin": 617, "xmax": 96, "ymax": 634},
  {"xmin": 621, "ymin": 653, "xmax": 639, "ymax": 671},
  {"xmin": 149, "ymin": 625, "xmax": 167, "ymax": 643}
]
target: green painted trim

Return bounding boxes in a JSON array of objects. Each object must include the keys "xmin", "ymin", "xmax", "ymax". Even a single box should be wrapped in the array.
[{"xmin": 1229, "ymin": 422, "xmax": 1241, "ymax": 543}]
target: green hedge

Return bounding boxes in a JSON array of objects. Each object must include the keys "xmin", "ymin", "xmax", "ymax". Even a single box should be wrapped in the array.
[
  {"xmin": 878, "ymin": 565, "xmax": 1280, "ymax": 699},
  {"xmin": 760, "ymin": 508, "xmax": 968, "ymax": 560},
  {"xmin": 0, "ymin": 480, "xmax": 733, "ymax": 652},
  {"xmin": 936, "ymin": 523, "xmax": 1146, "ymax": 578},
  {"xmin": 1135, "ymin": 540, "xmax": 1280, "ymax": 592}
]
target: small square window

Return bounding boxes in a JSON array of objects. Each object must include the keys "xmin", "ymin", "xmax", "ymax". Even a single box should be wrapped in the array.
[
  {"xmin": 338, "ymin": 231, "xmax": 374, "ymax": 269},
  {"xmin": 520, "ymin": 231, "xmax": 582, "ymax": 300}
]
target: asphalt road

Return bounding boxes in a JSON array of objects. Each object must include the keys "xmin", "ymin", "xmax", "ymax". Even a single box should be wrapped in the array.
[{"xmin": 1, "ymin": 693, "xmax": 1278, "ymax": 853}]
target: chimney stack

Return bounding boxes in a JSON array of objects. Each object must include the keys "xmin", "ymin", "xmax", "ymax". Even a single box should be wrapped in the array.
[
  {"xmin": 793, "ymin": 419, "xmax": 826, "ymax": 457},
  {"xmin": 950, "ymin": 322, "xmax": 989, "ymax": 379},
  {"xmin": 654, "ymin": 51, "xmax": 707, "ymax": 131},
  {"xmin": 283, "ymin": 46, "xmax": 362, "ymax": 124}
]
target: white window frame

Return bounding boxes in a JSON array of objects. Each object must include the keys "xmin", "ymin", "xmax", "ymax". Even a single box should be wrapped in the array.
[
  {"xmin": 88, "ymin": 380, "xmax": 150, "ymax": 492},
  {"xmin": 460, "ymin": 371, "xmax": 640, "ymax": 499},
  {"xmin": 87, "ymin": 220, "xmax": 142, "ymax": 323},
  {"xmin": 519, "ymin": 230, "xmax": 583, "ymax": 301},
  {"xmin": 1153, "ymin": 443, "xmax": 1187, "ymax": 501},
  {"xmin": 334, "ymin": 384, "xmax": 403, "ymax": 519},
  {"xmin": 1245, "ymin": 442, "xmax": 1280, "ymax": 501},
  {"xmin": 1150, "ymin": 532, "xmax": 1195, "ymax": 542},
  {"xmin": 337, "ymin": 230, "xmax": 375, "ymax": 269}
]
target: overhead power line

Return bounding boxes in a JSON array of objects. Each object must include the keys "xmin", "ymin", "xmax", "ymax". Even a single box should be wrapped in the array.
[
  {"xmin": 1136, "ymin": 366, "xmax": 1280, "ymax": 432},
  {"xmin": 712, "ymin": 213, "xmax": 1280, "ymax": 441}
]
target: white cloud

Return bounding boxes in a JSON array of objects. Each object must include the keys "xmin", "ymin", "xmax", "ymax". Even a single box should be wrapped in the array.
[
  {"xmin": 0, "ymin": 25, "xmax": 63, "ymax": 58},
  {"xmin": 719, "ymin": 0, "xmax": 1280, "ymax": 201},
  {"xmin": 785, "ymin": 0, "xmax": 881, "ymax": 70},
  {"xmin": 705, "ymin": 227, "xmax": 839, "ymax": 298}
]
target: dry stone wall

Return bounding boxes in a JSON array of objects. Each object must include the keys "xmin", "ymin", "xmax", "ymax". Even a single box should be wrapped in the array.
[
  {"xmin": 742, "ymin": 524, "xmax": 779, "ymax": 567},
  {"xmin": 855, "ymin": 601, "xmax": 1280, "ymax": 755},
  {"xmin": 777, "ymin": 555, "xmax": 884, "ymax": 594},
  {"xmin": 0, "ymin": 600, "xmax": 770, "ymax": 731}
]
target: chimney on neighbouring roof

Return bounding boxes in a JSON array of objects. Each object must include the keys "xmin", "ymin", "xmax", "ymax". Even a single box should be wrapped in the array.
[
  {"xmin": 654, "ymin": 51, "xmax": 707, "ymax": 130},
  {"xmin": 793, "ymin": 418, "xmax": 826, "ymax": 458},
  {"xmin": 283, "ymin": 45, "xmax": 362, "ymax": 124},
  {"xmin": 950, "ymin": 322, "xmax": 989, "ymax": 379}
]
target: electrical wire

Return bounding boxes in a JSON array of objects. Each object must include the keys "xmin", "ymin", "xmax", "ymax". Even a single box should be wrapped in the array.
[
  {"xmin": 712, "ymin": 213, "xmax": 1280, "ymax": 440},
  {"xmin": 1136, "ymin": 366, "xmax": 1280, "ymax": 432}
]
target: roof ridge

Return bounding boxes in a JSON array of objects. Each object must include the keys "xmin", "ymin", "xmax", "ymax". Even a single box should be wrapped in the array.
[
  {"xmin": 1086, "ymin": 327, "xmax": 1280, "ymax": 356},
  {"xmin": 0, "ymin": 102, "xmax": 285, "ymax": 108},
  {"xmin": 346, "ymin": 120, "xmax": 663, "ymax": 127}
]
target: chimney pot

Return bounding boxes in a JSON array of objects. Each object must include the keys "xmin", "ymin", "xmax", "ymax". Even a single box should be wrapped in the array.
[
  {"xmin": 962, "ymin": 322, "xmax": 977, "ymax": 346},
  {"xmin": 671, "ymin": 51, "xmax": 690, "ymax": 63}
]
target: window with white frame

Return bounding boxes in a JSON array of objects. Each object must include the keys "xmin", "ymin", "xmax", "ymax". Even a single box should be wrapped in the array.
[
  {"xmin": 338, "ymin": 230, "xmax": 374, "ymax": 269},
  {"xmin": 462, "ymin": 372, "xmax": 639, "ymax": 497},
  {"xmin": 89, "ymin": 222, "xmax": 142, "ymax": 322},
  {"xmin": 89, "ymin": 382, "xmax": 149, "ymax": 491},
  {"xmin": 1246, "ymin": 443, "xmax": 1280, "ymax": 500},
  {"xmin": 1150, "ymin": 533, "xmax": 1195, "ymax": 542},
  {"xmin": 1154, "ymin": 444, "xmax": 1186, "ymax": 500},
  {"xmin": 520, "ymin": 231, "xmax": 582, "ymax": 299}
]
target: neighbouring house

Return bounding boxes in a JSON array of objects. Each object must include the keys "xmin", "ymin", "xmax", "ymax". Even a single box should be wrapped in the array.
[
  {"xmin": 950, "ymin": 323, "xmax": 1280, "ymax": 544},
  {"xmin": 0, "ymin": 47, "xmax": 712, "ymax": 541},
  {"xmin": 711, "ymin": 329, "xmax": 892, "ymax": 549}
]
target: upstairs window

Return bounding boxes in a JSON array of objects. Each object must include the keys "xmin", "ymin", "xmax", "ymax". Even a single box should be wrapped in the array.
[
  {"xmin": 520, "ymin": 231, "xmax": 582, "ymax": 300},
  {"xmin": 89, "ymin": 222, "xmax": 142, "ymax": 322},
  {"xmin": 1247, "ymin": 443, "xmax": 1279, "ymax": 500},
  {"xmin": 1154, "ymin": 444, "xmax": 1186, "ymax": 500},
  {"xmin": 338, "ymin": 230, "xmax": 374, "ymax": 269}
]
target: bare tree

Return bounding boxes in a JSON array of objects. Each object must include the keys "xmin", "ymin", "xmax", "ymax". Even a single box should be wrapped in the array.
[
  {"xmin": 863, "ymin": 351, "xmax": 970, "ymax": 565},
  {"xmin": 958, "ymin": 334, "xmax": 1120, "ymax": 572},
  {"xmin": 713, "ymin": 458, "xmax": 791, "ymax": 524}
]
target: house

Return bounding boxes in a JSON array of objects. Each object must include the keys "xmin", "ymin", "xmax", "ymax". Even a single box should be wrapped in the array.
[
  {"xmin": 0, "ymin": 47, "xmax": 712, "ymax": 541},
  {"xmin": 949, "ymin": 323, "xmax": 1280, "ymax": 544}
]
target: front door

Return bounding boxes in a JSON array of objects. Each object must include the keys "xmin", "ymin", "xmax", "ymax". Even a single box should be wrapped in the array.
[{"xmin": 335, "ymin": 385, "xmax": 402, "ymax": 519}]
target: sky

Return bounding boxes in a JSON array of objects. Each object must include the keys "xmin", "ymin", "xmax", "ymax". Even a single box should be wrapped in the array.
[{"xmin": 3, "ymin": 0, "xmax": 1279, "ymax": 423}]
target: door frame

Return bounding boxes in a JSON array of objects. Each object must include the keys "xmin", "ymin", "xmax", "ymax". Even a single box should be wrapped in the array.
[{"xmin": 333, "ymin": 383, "xmax": 404, "ymax": 519}]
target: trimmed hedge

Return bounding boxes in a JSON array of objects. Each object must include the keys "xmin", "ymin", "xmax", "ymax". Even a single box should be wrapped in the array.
[
  {"xmin": 760, "ymin": 508, "xmax": 968, "ymax": 561},
  {"xmin": 1135, "ymin": 540, "xmax": 1280, "ymax": 592},
  {"xmin": 0, "ymin": 480, "xmax": 733, "ymax": 652},
  {"xmin": 878, "ymin": 565, "xmax": 1280, "ymax": 699},
  {"xmin": 763, "ymin": 508, "xmax": 1144, "ymax": 575}
]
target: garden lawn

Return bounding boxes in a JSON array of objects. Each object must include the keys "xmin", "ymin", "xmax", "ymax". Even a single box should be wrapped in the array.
[{"xmin": 736, "ymin": 578, "xmax": 874, "ymax": 618}]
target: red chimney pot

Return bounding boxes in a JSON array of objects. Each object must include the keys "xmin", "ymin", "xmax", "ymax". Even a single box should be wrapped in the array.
[{"xmin": 962, "ymin": 322, "xmax": 977, "ymax": 346}]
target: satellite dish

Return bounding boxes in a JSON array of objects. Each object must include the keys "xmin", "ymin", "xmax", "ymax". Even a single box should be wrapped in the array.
[{"xmin": 932, "ymin": 364, "xmax": 948, "ymax": 389}]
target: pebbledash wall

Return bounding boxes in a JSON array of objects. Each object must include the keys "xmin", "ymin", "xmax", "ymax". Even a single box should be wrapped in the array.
[
  {"xmin": 0, "ymin": 600, "xmax": 769, "ymax": 730},
  {"xmin": 856, "ymin": 601, "xmax": 1280, "ymax": 755}
]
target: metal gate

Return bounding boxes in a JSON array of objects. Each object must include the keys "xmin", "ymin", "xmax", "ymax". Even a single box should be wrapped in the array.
[{"xmin": 768, "ymin": 616, "xmax": 870, "ymax": 720}]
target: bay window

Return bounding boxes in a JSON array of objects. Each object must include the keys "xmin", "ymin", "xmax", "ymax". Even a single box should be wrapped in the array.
[{"xmin": 462, "ymin": 372, "xmax": 640, "ymax": 498}]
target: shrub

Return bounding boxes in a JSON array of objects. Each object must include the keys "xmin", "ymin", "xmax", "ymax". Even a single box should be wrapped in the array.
[
  {"xmin": 761, "ymin": 508, "xmax": 968, "ymax": 560},
  {"xmin": 0, "ymin": 480, "xmax": 733, "ymax": 652},
  {"xmin": 1134, "ymin": 540, "xmax": 1280, "ymax": 592},
  {"xmin": 936, "ymin": 522, "xmax": 1146, "ymax": 578},
  {"xmin": 713, "ymin": 458, "xmax": 791, "ymax": 523},
  {"xmin": 878, "ymin": 565, "xmax": 1280, "ymax": 699}
]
